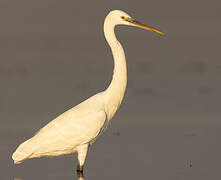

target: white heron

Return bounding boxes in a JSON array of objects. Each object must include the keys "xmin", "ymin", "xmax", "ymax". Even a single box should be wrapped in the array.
[{"xmin": 12, "ymin": 10, "xmax": 163, "ymax": 172}]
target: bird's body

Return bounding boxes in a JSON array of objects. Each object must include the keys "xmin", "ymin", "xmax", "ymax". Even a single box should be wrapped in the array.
[
  {"xmin": 14, "ymin": 93, "xmax": 106, "ymax": 160},
  {"xmin": 12, "ymin": 10, "xmax": 162, "ymax": 171}
]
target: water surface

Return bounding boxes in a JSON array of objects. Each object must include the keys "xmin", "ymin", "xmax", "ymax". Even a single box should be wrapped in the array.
[{"xmin": 1, "ymin": 0, "xmax": 221, "ymax": 179}]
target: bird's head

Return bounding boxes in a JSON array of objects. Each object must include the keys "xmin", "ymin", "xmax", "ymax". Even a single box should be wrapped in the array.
[{"xmin": 107, "ymin": 10, "xmax": 163, "ymax": 35}]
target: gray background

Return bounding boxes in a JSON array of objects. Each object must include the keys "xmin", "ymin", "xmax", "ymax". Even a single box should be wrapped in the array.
[{"xmin": 1, "ymin": 0, "xmax": 221, "ymax": 179}]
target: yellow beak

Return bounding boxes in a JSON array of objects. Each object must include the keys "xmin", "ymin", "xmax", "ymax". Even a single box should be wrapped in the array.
[{"xmin": 123, "ymin": 17, "xmax": 164, "ymax": 35}]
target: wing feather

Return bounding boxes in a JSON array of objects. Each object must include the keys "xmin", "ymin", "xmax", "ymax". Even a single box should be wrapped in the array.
[
  {"xmin": 12, "ymin": 92, "xmax": 107, "ymax": 162},
  {"xmin": 31, "ymin": 110, "xmax": 106, "ymax": 155}
]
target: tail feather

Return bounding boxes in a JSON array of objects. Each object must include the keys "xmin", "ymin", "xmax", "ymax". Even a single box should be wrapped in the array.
[{"xmin": 12, "ymin": 139, "xmax": 33, "ymax": 164}]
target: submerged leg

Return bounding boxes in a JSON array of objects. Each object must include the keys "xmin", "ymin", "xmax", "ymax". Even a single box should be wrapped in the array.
[{"xmin": 76, "ymin": 144, "xmax": 89, "ymax": 172}]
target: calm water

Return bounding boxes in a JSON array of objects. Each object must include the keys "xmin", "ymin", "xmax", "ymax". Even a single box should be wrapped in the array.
[
  {"xmin": 1, "ymin": 0, "xmax": 221, "ymax": 179},
  {"xmin": 3, "ymin": 118, "xmax": 221, "ymax": 180}
]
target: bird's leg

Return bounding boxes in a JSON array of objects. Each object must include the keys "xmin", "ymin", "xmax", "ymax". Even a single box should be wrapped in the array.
[
  {"xmin": 77, "ymin": 170, "xmax": 84, "ymax": 180},
  {"xmin": 76, "ymin": 144, "xmax": 89, "ymax": 173}
]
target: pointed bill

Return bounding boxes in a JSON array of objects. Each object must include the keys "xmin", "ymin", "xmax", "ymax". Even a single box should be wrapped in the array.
[{"xmin": 122, "ymin": 17, "xmax": 164, "ymax": 35}]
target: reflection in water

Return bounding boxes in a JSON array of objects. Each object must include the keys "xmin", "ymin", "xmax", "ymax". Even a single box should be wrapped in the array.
[{"xmin": 14, "ymin": 172, "xmax": 85, "ymax": 180}]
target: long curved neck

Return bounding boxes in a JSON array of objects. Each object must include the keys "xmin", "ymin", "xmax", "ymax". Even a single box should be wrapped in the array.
[{"xmin": 103, "ymin": 17, "xmax": 127, "ymax": 119}]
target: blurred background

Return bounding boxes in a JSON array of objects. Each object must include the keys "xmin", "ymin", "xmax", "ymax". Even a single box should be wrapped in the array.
[{"xmin": 0, "ymin": 0, "xmax": 221, "ymax": 179}]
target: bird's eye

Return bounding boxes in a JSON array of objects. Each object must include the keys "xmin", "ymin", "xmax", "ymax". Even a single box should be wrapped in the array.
[{"xmin": 121, "ymin": 16, "xmax": 125, "ymax": 20}]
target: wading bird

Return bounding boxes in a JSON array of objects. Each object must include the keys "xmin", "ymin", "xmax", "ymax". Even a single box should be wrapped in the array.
[{"xmin": 12, "ymin": 10, "xmax": 163, "ymax": 172}]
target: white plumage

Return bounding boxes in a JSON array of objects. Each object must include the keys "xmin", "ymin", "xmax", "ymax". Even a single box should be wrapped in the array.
[{"xmin": 12, "ymin": 10, "xmax": 163, "ymax": 172}]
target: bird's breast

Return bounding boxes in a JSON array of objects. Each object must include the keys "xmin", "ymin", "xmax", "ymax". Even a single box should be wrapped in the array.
[{"xmin": 105, "ymin": 99, "xmax": 121, "ymax": 120}]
